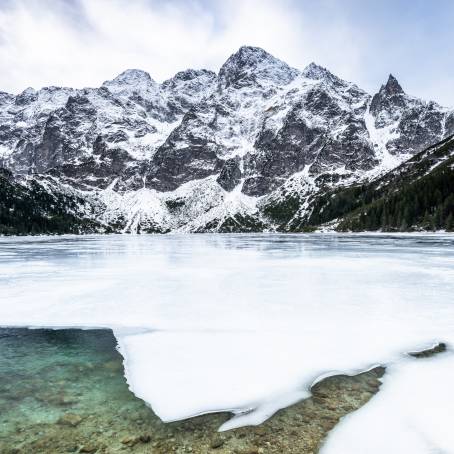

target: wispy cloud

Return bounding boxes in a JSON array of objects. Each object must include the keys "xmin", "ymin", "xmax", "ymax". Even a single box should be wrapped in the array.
[
  {"xmin": 0, "ymin": 0, "xmax": 453, "ymax": 105},
  {"xmin": 0, "ymin": 0, "xmax": 366, "ymax": 91}
]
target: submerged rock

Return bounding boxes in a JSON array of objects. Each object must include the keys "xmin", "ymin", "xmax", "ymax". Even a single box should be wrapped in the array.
[
  {"xmin": 79, "ymin": 445, "xmax": 97, "ymax": 453},
  {"xmin": 57, "ymin": 413, "xmax": 83, "ymax": 427},
  {"xmin": 139, "ymin": 434, "xmax": 151, "ymax": 443},
  {"xmin": 120, "ymin": 435, "xmax": 140, "ymax": 447},
  {"xmin": 210, "ymin": 436, "xmax": 225, "ymax": 448}
]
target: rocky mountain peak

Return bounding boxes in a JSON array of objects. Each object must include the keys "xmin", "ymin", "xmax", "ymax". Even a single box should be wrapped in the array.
[
  {"xmin": 370, "ymin": 73, "xmax": 407, "ymax": 119},
  {"xmin": 165, "ymin": 69, "xmax": 216, "ymax": 84},
  {"xmin": 381, "ymin": 74, "xmax": 404, "ymax": 96},
  {"xmin": 15, "ymin": 87, "xmax": 38, "ymax": 105},
  {"xmin": 301, "ymin": 62, "xmax": 348, "ymax": 89},
  {"xmin": 226, "ymin": 45, "xmax": 272, "ymax": 64},
  {"xmin": 303, "ymin": 62, "xmax": 331, "ymax": 80},
  {"xmin": 161, "ymin": 69, "xmax": 216, "ymax": 92},
  {"xmin": 102, "ymin": 69, "xmax": 156, "ymax": 94},
  {"xmin": 160, "ymin": 68, "xmax": 217, "ymax": 115},
  {"xmin": 19, "ymin": 87, "xmax": 37, "ymax": 96},
  {"xmin": 218, "ymin": 46, "xmax": 298, "ymax": 88}
]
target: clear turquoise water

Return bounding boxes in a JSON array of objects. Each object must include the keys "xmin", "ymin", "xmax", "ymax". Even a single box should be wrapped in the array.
[
  {"xmin": 0, "ymin": 328, "xmax": 151, "ymax": 452},
  {"xmin": 0, "ymin": 327, "xmax": 387, "ymax": 454}
]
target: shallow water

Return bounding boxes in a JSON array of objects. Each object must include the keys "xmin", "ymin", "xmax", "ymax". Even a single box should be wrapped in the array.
[
  {"xmin": 1, "ymin": 233, "xmax": 454, "ymax": 437},
  {"xmin": 0, "ymin": 328, "xmax": 146, "ymax": 451},
  {"xmin": 0, "ymin": 327, "xmax": 385, "ymax": 454}
]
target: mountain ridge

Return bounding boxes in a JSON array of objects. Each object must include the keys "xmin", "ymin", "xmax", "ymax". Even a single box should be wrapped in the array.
[{"xmin": 0, "ymin": 46, "xmax": 453, "ymax": 234}]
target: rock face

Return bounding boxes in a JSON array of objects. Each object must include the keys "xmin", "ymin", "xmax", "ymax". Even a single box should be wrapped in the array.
[
  {"xmin": 369, "ymin": 74, "xmax": 448, "ymax": 157},
  {"xmin": 217, "ymin": 158, "xmax": 242, "ymax": 192},
  {"xmin": 0, "ymin": 46, "xmax": 452, "ymax": 232}
]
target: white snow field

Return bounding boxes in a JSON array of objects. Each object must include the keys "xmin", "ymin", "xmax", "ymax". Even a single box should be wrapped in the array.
[
  {"xmin": 321, "ymin": 353, "xmax": 454, "ymax": 454},
  {"xmin": 0, "ymin": 234, "xmax": 454, "ymax": 445}
]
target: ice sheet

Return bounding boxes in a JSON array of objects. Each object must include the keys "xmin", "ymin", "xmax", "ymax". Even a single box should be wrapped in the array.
[
  {"xmin": 1, "ymin": 234, "xmax": 454, "ymax": 434},
  {"xmin": 321, "ymin": 352, "xmax": 454, "ymax": 453}
]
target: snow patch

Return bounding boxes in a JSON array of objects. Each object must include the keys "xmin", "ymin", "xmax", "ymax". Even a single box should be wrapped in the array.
[
  {"xmin": 364, "ymin": 103, "xmax": 409, "ymax": 179},
  {"xmin": 321, "ymin": 353, "xmax": 454, "ymax": 454}
]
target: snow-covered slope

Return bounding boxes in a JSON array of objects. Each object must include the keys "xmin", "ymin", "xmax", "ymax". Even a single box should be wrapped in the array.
[{"xmin": 0, "ymin": 46, "xmax": 452, "ymax": 232}]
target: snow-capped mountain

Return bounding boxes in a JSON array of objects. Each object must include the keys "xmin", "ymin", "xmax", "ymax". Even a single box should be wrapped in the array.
[{"xmin": 0, "ymin": 46, "xmax": 453, "ymax": 233}]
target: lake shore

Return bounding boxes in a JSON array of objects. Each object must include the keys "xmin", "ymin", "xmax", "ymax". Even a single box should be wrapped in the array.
[{"xmin": 0, "ymin": 328, "xmax": 385, "ymax": 454}]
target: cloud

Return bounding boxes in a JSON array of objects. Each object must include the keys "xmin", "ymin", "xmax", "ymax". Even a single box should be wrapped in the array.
[
  {"xmin": 0, "ymin": 0, "xmax": 216, "ymax": 90},
  {"xmin": 0, "ymin": 0, "xmax": 364, "ymax": 90},
  {"xmin": 0, "ymin": 0, "xmax": 452, "ymax": 106}
]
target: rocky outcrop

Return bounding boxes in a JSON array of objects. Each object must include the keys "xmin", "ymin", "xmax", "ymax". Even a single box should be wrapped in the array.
[{"xmin": 369, "ymin": 74, "xmax": 448, "ymax": 156}]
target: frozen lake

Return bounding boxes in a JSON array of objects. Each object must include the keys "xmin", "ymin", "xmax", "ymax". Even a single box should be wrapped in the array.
[{"xmin": 1, "ymin": 233, "xmax": 454, "ymax": 451}]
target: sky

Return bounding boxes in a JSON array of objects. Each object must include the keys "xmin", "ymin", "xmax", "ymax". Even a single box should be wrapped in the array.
[{"xmin": 0, "ymin": 0, "xmax": 453, "ymax": 105}]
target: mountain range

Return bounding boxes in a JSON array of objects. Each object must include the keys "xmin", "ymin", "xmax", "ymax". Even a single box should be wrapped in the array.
[{"xmin": 0, "ymin": 46, "xmax": 453, "ymax": 234}]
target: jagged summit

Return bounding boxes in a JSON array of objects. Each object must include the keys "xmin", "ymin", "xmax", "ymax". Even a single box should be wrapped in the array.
[
  {"xmin": 224, "ymin": 45, "xmax": 273, "ymax": 65},
  {"xmin": 218, "ymin": 45, "xmax": 298, "ymax": 88},
  {"xmin": 160, "ymin": 68, "xmax": 217, "ymax": 114},
  {"xmin": 19, "ymin": 87, "xmax": 37, "ymax": 96},
  {"xmin": 103, "ymin": 69, "xmax": 156, "ymax": 94},
  {"xmin": 14, "ymin": 87, "xmax": 38, "ymax": 106},
  {"xmin": 303, "ymin": 62, "xmax": 332, "ymax": 80},
  {"xmin": 164, "ymin": 69, "xmax": 216, "ymax": 84},
  {"xmin": 370, "ymin": 73, "xmax": 407, "ymax": 118},
  {"xmin": 301, "ymin": 62, "xmax": 352, "ymax": 90},
  {"xmin": 161, "ymin": 69, "xmax": 217, "ymax": 94},
  {"xmin": 381, "ymin": 74, "xmax": 404, "ymax": 96},
  {"xmin": 109, "ymin": 68, "xmax": 153, "ymax": 83}
]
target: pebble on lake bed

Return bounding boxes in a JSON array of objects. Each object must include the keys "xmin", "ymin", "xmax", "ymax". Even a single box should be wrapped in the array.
[{"xmin": 57, "ymin": 413, "xmax": 83, "ymax": 427}]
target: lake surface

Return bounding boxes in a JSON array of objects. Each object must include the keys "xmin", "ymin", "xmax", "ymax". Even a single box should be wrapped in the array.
[{"xmin": 1, "ymin": 234, "xmax": 454, "ymax": 451}]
